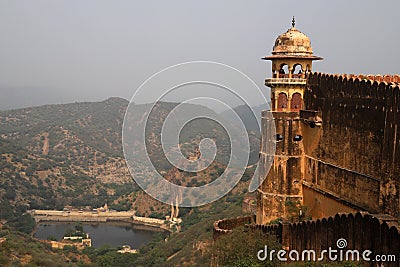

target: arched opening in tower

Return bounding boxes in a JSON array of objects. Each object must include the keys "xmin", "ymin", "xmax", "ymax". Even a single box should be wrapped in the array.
[
  {"xmin": 291, "ymin": 92, "xmax": 302, "ymax": 111},
  {"xmin": 279, "ymin": 64, "xmax": 289, "ymax": 78},
  {"xmin": 292, "ymin": 64, "xmax": 304, "ymax": 78},
  {"xmin": 277, "ymin": 92, "xmax": 288, "ymax": 111}
]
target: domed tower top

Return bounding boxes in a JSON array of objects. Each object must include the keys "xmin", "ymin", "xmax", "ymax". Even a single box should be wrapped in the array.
[{"xmin": 264, "ymin": 17, "xmax": 322, "ymax": 60}]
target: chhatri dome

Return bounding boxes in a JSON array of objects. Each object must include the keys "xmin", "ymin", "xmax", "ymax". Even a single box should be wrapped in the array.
[{"xmin": 264, "ymin": 17, "xmax": 322, "ymax": 60}]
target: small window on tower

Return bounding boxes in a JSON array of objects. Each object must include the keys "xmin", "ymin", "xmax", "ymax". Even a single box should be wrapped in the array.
[
  {"xmin": 275, "ymin": 134, "xmax": 284, "ymax": 141},
  {"xmin": 293, "ymin": 135, "xmax": 303, "ymax": 141}
]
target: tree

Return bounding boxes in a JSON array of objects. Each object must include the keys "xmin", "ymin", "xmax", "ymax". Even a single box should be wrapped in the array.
[
  {"xmin": 285, "ymin": 199, "xmax": 310, "ymax": 222},
  {"xmin": 74, "ymin": 222, "xmax": 84, "ymax": 233},
  {"xmin": 9, "ymin": 214, "xmax": 36, "ymax": 234}
]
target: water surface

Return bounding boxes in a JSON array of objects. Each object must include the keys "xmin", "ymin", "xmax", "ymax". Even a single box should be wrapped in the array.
[{"xmin": 34, "ymin": 222, "xmax": 158, "ymax": 248}]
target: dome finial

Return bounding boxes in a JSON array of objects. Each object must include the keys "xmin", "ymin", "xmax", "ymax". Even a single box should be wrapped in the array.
[{"xmin": 292, "ymin": 16, "xmax": 295, "ymax": 27}]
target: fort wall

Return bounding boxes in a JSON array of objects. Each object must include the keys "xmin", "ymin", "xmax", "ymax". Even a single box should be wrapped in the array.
[
  {"xmin": 302, "ymin": 186, "xmax": 356, "ymax": 218},
  {"xmin": 253, "ymin": 212, "xmax": 399, "ymax": 265},
  {"xmin": 213, "ymin": 215, "xmax": 255, "ymax": 240},
  {"xmin": 303, "ymin": 73, "xmax": 400, "ymax": 218},
  {"xmin": 220, "ymin": 73, "xmax": 400, "ymax": 259},
  {"xmin": 214, "ymin": 212, "xmax": 400, "ymax": 265}
]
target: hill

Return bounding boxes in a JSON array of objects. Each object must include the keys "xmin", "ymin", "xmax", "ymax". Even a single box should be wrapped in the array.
[
  {"xmin": 219, "ymin": 103, "xmax": 269, "ymax": 132},
  {"xmin": 0, "ymin": 97, "xmax": 263, "ymax": 266},
  {"xmin": 0, "ymin": 97, "xmax": 132, "ymax": 213},
  {"xmin": 0, "ymin": 97, "xmax": 258, "ymax": 220}
]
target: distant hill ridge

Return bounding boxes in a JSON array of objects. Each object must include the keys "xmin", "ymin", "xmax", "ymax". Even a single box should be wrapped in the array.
[{"xmin": 0, "ymin": 97, "xmax": 258, "ymax": 215}]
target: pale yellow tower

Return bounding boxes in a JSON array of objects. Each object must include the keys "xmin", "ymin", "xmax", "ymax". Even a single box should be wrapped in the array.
[
  {"xmin": 257, "ymin": 18, "xmax": 323, "ymax": 224},
  {"xmin": 263, "ymin": 17, "xmax": 322, "ymax": 112}
]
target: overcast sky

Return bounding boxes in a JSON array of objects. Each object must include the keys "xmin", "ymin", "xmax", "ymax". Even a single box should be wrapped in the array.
[{"xmin": 0, "ymin": 1, "xmax": 399, "ymax": 110}]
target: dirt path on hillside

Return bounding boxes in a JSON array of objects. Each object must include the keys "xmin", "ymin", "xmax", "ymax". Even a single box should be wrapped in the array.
[{"xmin": 42, "ymin": 132, "xmax": 49, "ymax": 155}]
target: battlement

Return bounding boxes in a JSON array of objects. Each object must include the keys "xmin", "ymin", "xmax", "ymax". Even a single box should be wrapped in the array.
[
  {"xmin": 214, "ymin": 212, "xmax": 400, "ymax": 256},
  {"xmin": 320, "ymin": 73, "xmax": 400, "ymax": 84},
  {"xmin": 213, "ymin": 215, "xmax": 255, "ymax": 240},
  {"xmin": 308, "ymin": 72, "xmax": 400, "ymax": 100},
  {"xmin": 251, "ymin": 212, "xmax": 400, "ymax": 256}
]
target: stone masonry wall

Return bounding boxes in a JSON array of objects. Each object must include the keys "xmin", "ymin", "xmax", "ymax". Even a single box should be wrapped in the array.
[
  {"xmin": 214, "ymin": 212, "xmax": 400, "ymax": 265},
  {"xmin": 257, "ymin": 112, "xmax": 304, "ymax": 224},
  {"xmin": 304, "ymin": 73, "xmax": 400, "ymax": 217},
  {"xmin": 248, "ymin": 212, "xmax": 400, "ymax": 266}
]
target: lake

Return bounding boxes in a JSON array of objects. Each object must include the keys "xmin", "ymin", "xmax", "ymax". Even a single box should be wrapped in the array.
[{"xmin": 34, "ymin": 222, "xmax": 160, "ymax": 248}]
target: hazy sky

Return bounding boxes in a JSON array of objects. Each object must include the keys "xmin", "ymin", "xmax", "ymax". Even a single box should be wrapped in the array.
[{"xmin": 0, "ymin": 1, "xmax": 399, "ymax": 110}]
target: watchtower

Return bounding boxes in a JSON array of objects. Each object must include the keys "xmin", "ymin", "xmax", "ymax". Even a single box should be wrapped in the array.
[
  {"xmin": 263, "ymin": 17, "xmax": 322, "ymax": 112},
  {"xmin": 257, "ymin": 18, "xmax": 322, "ymax": 224}
]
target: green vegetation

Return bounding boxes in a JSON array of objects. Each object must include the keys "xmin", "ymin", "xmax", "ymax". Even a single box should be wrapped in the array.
[
  {"xmin": 0, "ymin": 98, "xmax": 258, "ymax": 215},
  {"xmin": 127, "ymin": 189, "xmax": 252, "ymax": 267},
  {"xmin": 213, "ymin": 226, "xmax": 280, "ymax": 266},
  {"xmin": 88, "ymin": 247, "xmax": 138, "ymax": 267},
  {"xmin": 0, "ymin": 225, "xmax": 87, "ymax": 266},
  {"xmin": 0, "ymin": 98, "xmax": 265, "ymax": 266},
  {"xmin": 0, "ymin": 200, "xmax": 35, "ymax": 234},
  {"xmin": 64, "ymin": 222, "xmax": 88, "ymax": 240},
  {"xmin": 285, "ymin": 199, "xmax": 311, "ymax": 223},
  {"xmin": 0, "ymin": 187, "xmax": 254, "ymax": 266}
]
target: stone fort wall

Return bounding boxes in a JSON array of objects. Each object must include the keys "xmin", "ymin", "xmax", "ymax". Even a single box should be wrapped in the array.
[
  {"xmin": 303, "ymin": 73, "xmax": 400, "ymax": 218},
  {"xmin": 214, "ymin": 73, "xmax": 400, "ymax": 263},
  {"xmin": 255, "ymin": 212, "xmax": 399, "ymax": 265},
  {"xmin": 214, "ymin": 213, "xmax": 400, "ymax": 265}
]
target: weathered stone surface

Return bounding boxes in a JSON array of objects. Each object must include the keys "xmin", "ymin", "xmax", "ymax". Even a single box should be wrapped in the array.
[{"xmin": 303, "ymin": 73, "xmax": 400, "ymax": 218}]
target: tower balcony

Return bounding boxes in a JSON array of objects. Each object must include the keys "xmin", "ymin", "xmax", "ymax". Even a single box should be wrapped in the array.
[{"xmin": 265, "ymin": 77, "xmax": 307, "ymax": 87}]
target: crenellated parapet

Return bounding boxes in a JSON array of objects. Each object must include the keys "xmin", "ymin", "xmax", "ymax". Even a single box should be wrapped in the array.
[
  {"xmin": 214, "ymin": 212, "xmax": 400, "ymax": 259},
  {"xmin": 213, "ymin": 215, "xmax": 256, "ymax": 240},
  {"xmin": 307, "ymin": 72, "xmax": 400, "ymax": 100},
  {"xmin": 313, "ymin": 73, "xmax": 400, "ymax": 84},
  {"xmin": 250, "ymin": 212, "xmax": 400, "ymax": 256}
]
